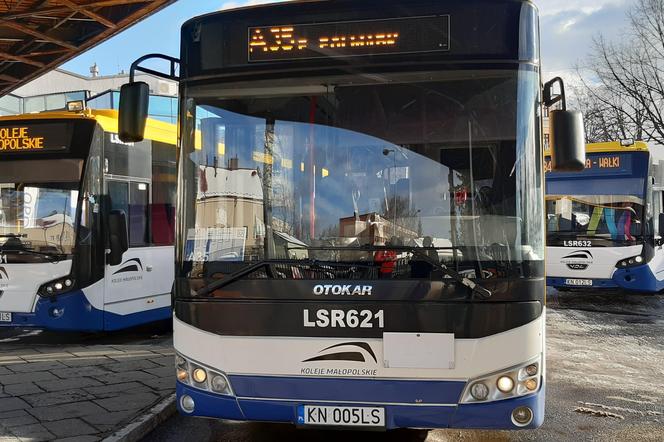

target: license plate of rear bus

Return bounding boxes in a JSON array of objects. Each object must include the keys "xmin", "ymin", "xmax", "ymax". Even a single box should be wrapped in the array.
[
  {"xmin": 565, "ymin": 278, "xmax": 593, "ymax": 286},
  {"xmin": 0, "ymin": 312, "xmax": 12, "ymax": 322},
  {"xmin": 297, "ymin": 405, "xmax": 385, "ymax": 428}
]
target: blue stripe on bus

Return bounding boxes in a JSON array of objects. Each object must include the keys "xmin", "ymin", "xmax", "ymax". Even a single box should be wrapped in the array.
[
  {"xmin": 176, "ymin": 380, "xmax": 545, "ymax": 430},
  {"xmin": 228, "ymin": 375, "xmax": 465, "ymax": 404},
  {"xmin": 612, "ymin": 264, "xmax": 664, "ymax": 293},
  {"xmin": 0, "ymin": 290, "xmax": 171, "ymax": 331}
]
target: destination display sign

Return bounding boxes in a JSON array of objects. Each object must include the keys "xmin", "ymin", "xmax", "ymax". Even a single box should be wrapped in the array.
[
  {"xmin": 248, "ymin": 16, "xmax": 450, "ymax": 62},
  {"xmin": 0, "ymin": 123, "xmax": 71, "ymax": 154},
  {"xmin": 545, "ymin": 152, "xmax": 633, "ymax": 176}
]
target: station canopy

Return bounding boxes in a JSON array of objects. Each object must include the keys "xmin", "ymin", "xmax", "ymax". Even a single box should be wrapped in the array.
[{"xmin": 0, "ymin": 0, "xmax": 176, "ymax": 97}]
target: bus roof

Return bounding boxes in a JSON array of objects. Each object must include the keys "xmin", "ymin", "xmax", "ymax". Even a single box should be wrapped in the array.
[
  {"xmin": 0, "ymin": 109, "xmax": 177, "ymax": 146},
  {"xmin": 544, "ymin": 140, "xmax": 649, "ymax": 157},
  {"xmin": 585, "ymin": 141, "xmax": 649, "ymax": 154}
]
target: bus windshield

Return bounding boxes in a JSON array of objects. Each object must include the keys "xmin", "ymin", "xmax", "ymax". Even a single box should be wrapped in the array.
[
  {"xmin": 180, "ymin": 68, "xmax": 542, "ymax": 277},
  {"xmin": 0, "ymin": 159, "xmax": 83, "ymax": 259},
  {"xmin": 546, "ymin": 194, "xmax": 645, "ymax": 246}
]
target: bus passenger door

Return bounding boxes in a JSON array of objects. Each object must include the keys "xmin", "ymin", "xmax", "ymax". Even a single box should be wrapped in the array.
[{"xmin": 103, "ymin": 179, "xmax": 172, "ymax": 329}]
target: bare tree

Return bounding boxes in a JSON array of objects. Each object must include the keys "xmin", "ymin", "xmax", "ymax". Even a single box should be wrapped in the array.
[
  {"xmin": 578, "ymin": 0, "xmax": 664, "ymax": 144},
  {"xmin": 571, "ymin": 82, "xmax": 647, "ymax": 142}
]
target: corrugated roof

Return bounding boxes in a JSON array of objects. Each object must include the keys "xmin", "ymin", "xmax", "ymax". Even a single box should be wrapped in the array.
[{"xmin": 0, "ymin": 0, "xmax": 176, "ymax": 97}]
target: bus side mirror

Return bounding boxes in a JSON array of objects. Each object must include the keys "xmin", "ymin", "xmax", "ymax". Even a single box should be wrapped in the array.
[
  {"xmin": 544, "ymin": 77, "xmax": 586, "ymax": 172},
  {"xmin": 119, "ymin": 81, "xmax": 149, "ymax": 143},
  {"xmin": 659, "ymin": 213, "xmax": 664, "ymax": 238},
  {"xmin": 108, "ymin": 210, "xmax": 129, "ymax": 266}
]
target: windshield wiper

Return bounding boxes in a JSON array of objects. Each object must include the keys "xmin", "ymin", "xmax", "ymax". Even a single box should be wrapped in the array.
[
  {"xmin": 0, "ymin": 249, "xmax": 64, "ymax": 262},
  {"xmin": 195, "ymin": 246, "xmax": 492, "ymax": 300},
  {"xmin": 196, "ymin": 259, "xmax": 368, "ymax": 296},
  {"xmin": 365, "ymin": 245, "xmax": 493, "ymax": 300}
]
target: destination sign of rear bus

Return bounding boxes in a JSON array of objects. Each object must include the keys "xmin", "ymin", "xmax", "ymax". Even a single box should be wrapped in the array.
[{"xmin": 0, "ymin": 127, "xmax": 44, "ymax": 150}]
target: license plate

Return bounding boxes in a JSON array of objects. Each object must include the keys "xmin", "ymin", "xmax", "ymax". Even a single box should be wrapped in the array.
[
  {"xmin": 0, "ymin": 312, "xmax": 12, "ymax": 322},
  {"xmin": 297, "ymin": 405, "xmax": 385, "ymax": 427},
  {"xmin": 565, "ymin": 278, "xmax": 593, "ymax": 286}
]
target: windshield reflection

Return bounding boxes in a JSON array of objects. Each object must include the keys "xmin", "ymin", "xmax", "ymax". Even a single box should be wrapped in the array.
[
  {"xmin": 546, "ymin": 195, "xmax": 644, "ymax": 243},
  {"xmin": 0, "ymin": 160, "xmax": 82, "ymax": 257},
  {"xmin": 181, "ymin": 70, "xmax": 542, "ymax": 279}
]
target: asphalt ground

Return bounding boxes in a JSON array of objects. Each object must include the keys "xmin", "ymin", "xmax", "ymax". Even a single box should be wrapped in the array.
[
  {"xmin": 143, "ymin": 289, "xmax": 664, "ymax": 441},
  {"xmin": 0, "ymin": 321, "xmax": 173, "ymax": 441}
]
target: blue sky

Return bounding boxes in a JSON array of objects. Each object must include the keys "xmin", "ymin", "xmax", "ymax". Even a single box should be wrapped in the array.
[{"xmin": 62, "ymin": 0, "xmax": 631, "ymax": 77}]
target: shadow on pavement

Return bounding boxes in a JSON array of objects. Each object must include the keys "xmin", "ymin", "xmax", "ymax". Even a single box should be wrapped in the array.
[{"xmin": 0, "ymin": 318, "xmax": 172, "ymax": 345}]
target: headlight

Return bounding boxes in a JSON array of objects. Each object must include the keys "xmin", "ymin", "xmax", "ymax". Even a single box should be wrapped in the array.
[
  {"xmin": 460, "ymin": 357, "xmax": 541, "ymax": 404},
  {"xmin": 175, "ymin": 353, "xmax": 233, "ymax": 396},
  {"xmin": 38, "ymin": 276, "xmax": 75, "ymax": 297},
  {"xmin": 211, "ymin": 375, "xmax": 229, "ymax": 393},
  {"xmin": 617, "ymin": 255, "xmax": 646, "ymax": 268},
  {"xmin": 470, "ymin": 382, "xmax": 489, "ymax": 400},
  {"xmin": 497, "ymin": 376, "xmax": 514, "ymax": 393},
  {"xmin": 192, "ymin": 368, "xmax": 207, "ymax": 384}
]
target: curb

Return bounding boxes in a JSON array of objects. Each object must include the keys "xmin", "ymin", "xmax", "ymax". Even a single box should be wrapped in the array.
[{"xmin": 102, "ymin": 393, "xmax": 177, "ymax": 442}]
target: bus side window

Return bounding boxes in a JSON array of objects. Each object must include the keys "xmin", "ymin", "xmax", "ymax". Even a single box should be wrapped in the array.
[
  {"xmin": 107, "ymin": 180, "xmax": 150, "ymax": 248},
  {"xmin": 108, "ymin": 180, "xmax": 129, "ymax": 242},
  {"xmin": 657, "ymin": 191, "xmax": 664, "ymax": 236},
  {"xmin": 129, "ymin": 182, "xmax": 149, "ymax": 247},
  {"xmin": 151, "ymin": 141, "xmax": 176, "ymax": 245}
]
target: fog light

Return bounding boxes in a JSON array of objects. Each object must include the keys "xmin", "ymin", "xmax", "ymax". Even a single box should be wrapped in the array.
[
  {"xmin": 192, "ymin": 368, "xmax": 207, "ymax": 384},
  {"xmin": 176, "ymin": 368, "xmax": 188, "ymax": 382},
  {"xmin": 524, "ymin": 378, "xmax": 538, "ymax": 391},
  {"xmin": 49, "ymin": 307, "xmax": 64, "ymax": 318},
  {"xmin": 180, "ymin": 394, "xmax": 195, "ymax": 413},
  {"xmin": 497, "ymin": 376, "xmax": 515, "ymax": 393},
  {"xmin": 512, "ymin": 406, "xmax": 533, "ymax": 426},
  {"xmin": 470, "ymin": 382, "xmax": 489, "ymax": 401},
  {"xmin": 525, "ymin": 364, "xmax": 538, "ymax": 376},
  {"xmin": 211, "ymin": 375, "xmax": 229, "ymax": 394}
]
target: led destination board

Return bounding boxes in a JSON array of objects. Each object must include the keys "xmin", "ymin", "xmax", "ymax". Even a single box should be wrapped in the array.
[
  {"xmin": 0, "ymin": 123, "xmax": 71, "ymax": 154},
  {"xmin": 248, "ymin": 16, "xmax": 450, "ymax": 62},
  {"xmin": 545, "ymin": 152, "xmax": 634, "ymax": 176}
]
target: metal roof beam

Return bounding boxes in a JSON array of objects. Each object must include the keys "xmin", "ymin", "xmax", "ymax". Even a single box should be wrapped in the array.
[
  {"xmin": 0, "ymin": 0, "xmax": 151, "ymax": 20},
  {"xmin": 56, "ymin": 0, "xmax": 117, "ymax": 29},
  {"xmin": 0, "ymin": 49, "xmax": 44, "ymax": 67},
  {"xmin": 0, "ymin": 73, "xmax": 19, "ymax": 83},
  {"xmin": 0, "ymin": 20, "xmax": 77, "ymax": 50}
]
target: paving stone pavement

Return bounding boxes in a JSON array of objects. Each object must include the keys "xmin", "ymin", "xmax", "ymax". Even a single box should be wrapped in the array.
[{"xmin": 0, "ymin": 328, "xmax": 174, "ymax": 441}]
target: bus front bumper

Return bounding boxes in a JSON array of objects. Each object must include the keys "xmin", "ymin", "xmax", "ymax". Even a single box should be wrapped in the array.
[
  {"xmin": 546, "ymin": 277, "xmax": 619, "ymax": 289},
  {"xmin": 548, "ymin": 263, "xmax": 664, "ymax": 293},
  {"xmin": 175, "ymin": 380, "xmax": 545, "ymax": 430},
  {"xmin": 0, "ymin": 291, "xmax": 170, "ymax": 331},
  {"xmin": 0, "ymin": 291, "xmax": 102, "ymax": 330}
]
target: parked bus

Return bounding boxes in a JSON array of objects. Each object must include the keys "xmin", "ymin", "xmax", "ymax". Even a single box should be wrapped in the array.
[
  {"xmin": 0, "ymin": 107, "xmax": 177, "ymax": 331},
  {"xmin": 120, "ymin": 0, "xmax": 584, "ymax": 430},
  {"xmin": 546, "ymin": 141, "xmax": 664, "ymax": 292}
]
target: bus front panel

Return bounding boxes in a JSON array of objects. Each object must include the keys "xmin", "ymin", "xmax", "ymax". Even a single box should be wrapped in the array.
[{"xmin": 173, "ymin": 0, "xmax": 544, "ymax": 430}]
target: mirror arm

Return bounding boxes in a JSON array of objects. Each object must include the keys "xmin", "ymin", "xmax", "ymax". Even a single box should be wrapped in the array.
[
  {"xmin": 129, "ymin": 53, "xmax": 180, "ymax": 83},
  {"xmin": 543, "ymin": 77, "xmax": 567, "ymax": 111}
]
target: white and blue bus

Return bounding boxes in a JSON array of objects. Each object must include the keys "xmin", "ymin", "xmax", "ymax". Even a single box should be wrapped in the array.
[
  {"xmin": 546, "ymin": 141, "xmax": 664, "ymax": 292},
  {"xmin": 120, "ymin": 0, "xmax": 584, "ymax": 431},
  {"xmin": 0, "ymin": 108, "xmax": 177, "ymax": 331}
]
